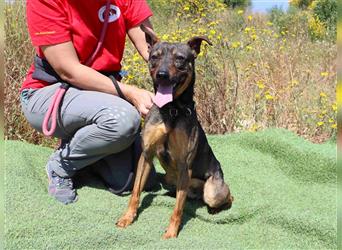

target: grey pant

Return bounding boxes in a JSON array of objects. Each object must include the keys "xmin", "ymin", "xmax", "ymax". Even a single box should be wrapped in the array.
[{"xmin": 21, "ymin": 83, "xmax": 141, "ymax": 178}]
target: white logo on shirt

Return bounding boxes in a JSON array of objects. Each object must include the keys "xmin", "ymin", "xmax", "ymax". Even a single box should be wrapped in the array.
[{"xmin": 98, "ymin": 4, "xmax": 121, "ymax": 23}]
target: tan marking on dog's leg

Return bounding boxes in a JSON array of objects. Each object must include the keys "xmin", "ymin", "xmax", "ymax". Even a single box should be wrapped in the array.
[
  {"xmin": 143, "ymin": 123, "xmax": 168, "ymax": 151},
  {"xmin": 163, "ymin": 169, "xmax": 192, "ymax": 239}
]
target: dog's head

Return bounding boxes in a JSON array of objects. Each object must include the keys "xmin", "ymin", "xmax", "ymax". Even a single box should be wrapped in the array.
[{"xmin": 141, "ymin": 25, "xmax": 212, "ymax": 108}]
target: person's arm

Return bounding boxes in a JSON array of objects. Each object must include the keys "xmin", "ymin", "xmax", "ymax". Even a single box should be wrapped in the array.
[
  {"xmin": 41, "ymin": 41, "xmax": 153, "ymax": 116},
  {"xmin": 127, "ymin": 18, "xmax": 153, "ymax": 62}
]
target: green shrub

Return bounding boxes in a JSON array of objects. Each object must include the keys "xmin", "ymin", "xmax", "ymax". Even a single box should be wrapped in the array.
[
  {"xmin": 311, "ymin": 0, "xmax": 337, "ymax": 38},
  {"xmin": 223, "ymin": 0, "xmax": 251, "ymax": 8},
  {"xmin": 290, "ymin": 0, "xmax": 314, "ymax": 8}
]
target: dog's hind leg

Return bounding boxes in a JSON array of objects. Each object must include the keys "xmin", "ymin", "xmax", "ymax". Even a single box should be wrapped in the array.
[
  {"xmin": 162, "ymin": 167, "xmax": 192, "ymax": 239},
  {"xmin": 116, "ymin": 155, "xmax": 153, "ymax": 228}
]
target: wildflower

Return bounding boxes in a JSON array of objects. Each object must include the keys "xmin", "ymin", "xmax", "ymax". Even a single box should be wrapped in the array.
[
  {"xmin": 320, "ymin": 72, "xmax": 329, "ymax": 77},
  {"xmin": 319, "ymin": 92, "xmax": 327, "ymax": 98},
  {"xmin": 266, "ymin": 21, "xmax": 273, "ymax": 26},
  {"xmin": 183, "ymin": 6, "xmax": 190, "ymax": 11},
  {"xmin": 132, "ymin": 53, "xmax": 140, "ymax": 62},
  {"xmin": 316, "ymin": 121, "xmax": 324, "ymax": 126},
  {"xmin": 249, "ymin": 124, "xmax": 259, "ymax": 132},
  {"xmin": 231, "ymin": 41, "xmax": 241, "ymax": 48},
  {"xmin": 209, "ymin": 29, "xmax": 216, "ymax": 36},
  {"xmin": 328, "ymin": 118, "xmax": 334, "ymax": 123},
  {"xmin": 237, "ymin": 10, "xmax": 244, "ymax": 15},
  {"xmin": 291, "ymin": 80, "xmax": 299, "ymax": 86},
  {"xmin": 332, "ymin": 103, "xmax": 337, "ymax": 111},
  {"xmin": 256, "ymin": 80, "xmax": 264, "ymax": 89},
  {"xmin": 265, "ymin": 94, "xmax": 274, "ymax": 100},
  {"xmin": 331, "ymin": 124, "xmax": 337, "ymax": 129},
  {"xmin": 246, "ymin": 45, "xmax": 253, "ymax": 51},
  {"xmin": 248, "ymin": 15, "xmax": 253, "ymax": 21},
  {"xmin": 244, "ymin": 27, "xmax": 251, "ymax": 33},
  {"xmin": 250, "ymin": 34, "xmax": 258, "ymax": 40}
]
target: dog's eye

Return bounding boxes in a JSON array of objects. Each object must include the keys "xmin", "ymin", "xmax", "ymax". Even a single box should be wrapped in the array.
[
  {"xmin": 176, "ymin": 55, "xmax": 186, "ymax": 61},
  {"xmin": 150, "ymin": 54, "xmax": 159, "ymax": 60}
]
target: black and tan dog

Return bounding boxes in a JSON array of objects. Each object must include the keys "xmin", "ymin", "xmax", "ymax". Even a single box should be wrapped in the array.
[{"xmin": 116, "ymin": 26, "xmax": 233, "ymax": 239}]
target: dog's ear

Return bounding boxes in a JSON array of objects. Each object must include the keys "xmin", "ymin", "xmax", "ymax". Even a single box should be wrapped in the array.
[
  {"xmin": 187, "ymin": 36, "xmax": 212, "ymax": 56},
  {"xmin": 140, "ymin": 24, "xmax": 159, "ymax": 49}
]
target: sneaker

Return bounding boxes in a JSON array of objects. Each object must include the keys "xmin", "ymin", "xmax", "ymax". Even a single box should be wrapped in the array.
[{"xmin": 46, "ymin": 164, "xmax": 78, "ymax": 204}]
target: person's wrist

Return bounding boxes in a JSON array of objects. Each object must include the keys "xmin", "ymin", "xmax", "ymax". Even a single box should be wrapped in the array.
[{"xmin": 120, "ymin": 84, "xmax": 135, "ymax": 102}]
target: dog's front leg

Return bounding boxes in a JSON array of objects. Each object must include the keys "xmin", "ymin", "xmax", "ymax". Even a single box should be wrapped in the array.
[
  {"xmin": 116, "ymin": 155, "xmax": 152, "ymax": 228},
  {"xmin": 163, "ymin": 168, "xmax": 192, "ymax": 239}
]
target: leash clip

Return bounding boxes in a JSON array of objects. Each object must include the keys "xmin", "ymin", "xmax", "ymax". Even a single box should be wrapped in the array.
[{"xmin": 169, "ymin": 108, "xmax": 178, "ymax": 117}]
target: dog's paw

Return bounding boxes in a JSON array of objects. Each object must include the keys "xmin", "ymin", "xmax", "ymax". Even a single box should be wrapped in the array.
[
  {"xmin": 162, "ymin": 228, "xmax": 178, "ymax": 239},
  {"xmin": 115, "ymin": 214, "xmax": 135, "ymax": 228}
]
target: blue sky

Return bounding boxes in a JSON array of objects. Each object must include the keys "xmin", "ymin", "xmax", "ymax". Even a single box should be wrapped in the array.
[{"xmin": 251, "ymin": 0, "xmax": 289, "ymax": 12}]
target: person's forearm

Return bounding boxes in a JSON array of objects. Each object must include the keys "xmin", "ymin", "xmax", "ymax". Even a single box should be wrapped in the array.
[{"xmin": 60, "ymin": 63, "xmax": 135, "ymax": 100}]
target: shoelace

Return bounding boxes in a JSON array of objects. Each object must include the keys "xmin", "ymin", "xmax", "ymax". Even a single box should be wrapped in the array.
[{"xmin": 52, "ymin": 173, "xmax": 73, "ymax": 188}]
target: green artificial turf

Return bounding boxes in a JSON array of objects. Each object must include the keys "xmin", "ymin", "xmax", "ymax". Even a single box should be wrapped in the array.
[{"xmin": 4, "ymin": 129, "xmax": 336, "ymax": 249}]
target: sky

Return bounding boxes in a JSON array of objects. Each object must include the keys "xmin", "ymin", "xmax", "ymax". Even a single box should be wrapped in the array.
[{"xmin": 251, "ymin": 0, "xmax": 289, "ymax": 12}]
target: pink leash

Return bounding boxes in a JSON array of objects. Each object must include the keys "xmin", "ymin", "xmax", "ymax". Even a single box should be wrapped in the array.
[{"xmin": 42, "ymin": 0, "xmax": 111, "ymax": 136}]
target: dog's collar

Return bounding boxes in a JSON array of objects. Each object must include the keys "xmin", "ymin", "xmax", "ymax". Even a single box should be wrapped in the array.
[{"xmin": 160, "ymin": 102, "xmax": 195, "ymax": 118}]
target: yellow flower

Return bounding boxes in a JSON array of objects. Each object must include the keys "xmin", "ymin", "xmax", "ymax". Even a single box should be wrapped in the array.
[
  {"xmin": 290, "ymin": 80, "xmax": 299, "ymax": 86},
  {"xmin": 317, "ymin": 121, "xmax": 324, "ymax": 126},
  {"xmin": 319, "ymin": 92, "xmax": 327, "ymax": 98},
  {"xmin": 247, "ymin": 15, "xmax": 253, "ymax": 21},
  {"xmin": 132, "ymin": 53, "xmax": 140, "ymax": 62},
  {"xmin": 249, "ymin": 123, "xmax": 259, "ymax": 132},
  {"xmin": 320, "ymin": 72, "xmax": 329, "ymax": 77},
  {"xmin": 244, "ymin": 27, "xmax": 251, "ymax": 33},
  {"xmin": 246, "ymin": 45, "xmax": 253, "ymax": 51},
  {"xmin": 331, "ymin": 124, "xmax": 337, "ymax": 129},
  {"xmin": 256, "ymin": 80, "xmax": 265, "ymax": 89},
  {"xmin": 237, "ymin": 10, "xmax": 244, "ymax": 15},
  {"xmin": 183, "ymin": 6, "xmax": 190, "ymax": 11},
  {"xmin": 332, "ymin": 103, "xmax": 337, "ymax": 111},
  {"xmin": 255, "ymin": 93, "xmax": 260, "ymax": 100},
  {"xmin": 266, "ymin": 21, "xmax": 273, "ymax": 26},
  {"xmin": 328, "ymin": 118, "xmax": 334, "ymax": 123},
  {"xmin": 209, "ymin": 29, "xmax": 216, "ymax": 36},
  {"xmin": 250, "ymin": 34, "xmax": 258, "ymax": 40},
  {"xmin": 231, "ymin": 41, "xmax": 241, "ymax": 48},
  {"xmin": 265, "ymin": 94, "xmax": 274, "ymax": 100}
]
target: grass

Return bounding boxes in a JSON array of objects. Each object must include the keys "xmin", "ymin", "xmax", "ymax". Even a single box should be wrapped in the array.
[{"xmin": 4, "ymin": 129, "xmax": 336, "ymax": 249}]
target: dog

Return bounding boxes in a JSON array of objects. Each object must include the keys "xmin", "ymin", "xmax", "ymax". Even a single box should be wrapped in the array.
[{"xmin": 116, "ymin": 26, "xmax": 233, "ymax": 239}]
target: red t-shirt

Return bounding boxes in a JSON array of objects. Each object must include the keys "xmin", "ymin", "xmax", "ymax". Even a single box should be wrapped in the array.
[{"xmin": 21, "ymin": 0, "xmax": 152, "ymax": 91}]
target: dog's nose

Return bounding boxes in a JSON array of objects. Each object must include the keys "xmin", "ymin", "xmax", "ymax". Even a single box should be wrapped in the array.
[{"xmin": 156, "ymin": 70, "xmax": 170, "ymax": 80}]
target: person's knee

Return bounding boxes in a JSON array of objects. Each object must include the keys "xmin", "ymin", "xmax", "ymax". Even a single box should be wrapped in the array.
[{"xmin": 97, "ymin": 104, "xmax": 141, "ymax": 150}]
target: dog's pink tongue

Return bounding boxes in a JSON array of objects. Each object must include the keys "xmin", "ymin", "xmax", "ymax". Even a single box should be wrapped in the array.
[{"xmin": 153, "ymin": 85, "xmax": 173, "ymax": 108}]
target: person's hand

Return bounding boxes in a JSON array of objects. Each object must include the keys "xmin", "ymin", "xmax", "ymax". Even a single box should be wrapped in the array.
[{"xmin": 125, "ymin": 86, "xmax": 154, "ymax": 117}]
